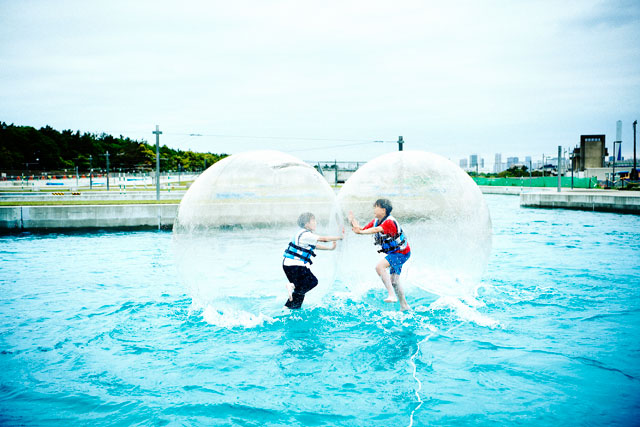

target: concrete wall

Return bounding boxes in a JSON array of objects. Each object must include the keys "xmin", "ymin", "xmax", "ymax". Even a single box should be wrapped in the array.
[
  {"xmin": 0, "ymin": 191, "xmax": 186, "ymax": 202},
  {"xmin": 0, "ymin": 204, "xmax": 179, "ymax": 230},
  {"xmin": 520, "ymin": 192, "xmax": 640, "ymax": 214}
]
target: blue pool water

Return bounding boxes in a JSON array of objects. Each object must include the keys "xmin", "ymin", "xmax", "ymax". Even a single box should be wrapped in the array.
[{"xmin": 1, "ymin": 194, "xmax": 639, "ymax": 426}]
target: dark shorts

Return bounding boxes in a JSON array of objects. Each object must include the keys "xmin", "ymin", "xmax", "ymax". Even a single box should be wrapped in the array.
[
  {"xmin": 282, "ymin": 264, "xmax": 318, "ymax": 309},
  {"xmin": 386, "ymin": 251, "xmax": 411, "ymax": 275}
]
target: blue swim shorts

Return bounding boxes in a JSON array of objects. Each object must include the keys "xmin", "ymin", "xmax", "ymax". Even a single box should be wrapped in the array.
[{"xmin": 386, "ymin": 251, "xmax": 411, "ymax": 275}]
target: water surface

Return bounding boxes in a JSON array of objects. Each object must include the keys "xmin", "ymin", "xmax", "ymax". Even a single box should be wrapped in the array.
[{"xmin": 1, "ymin": 195, "xmax": 639, "ymax": 426}]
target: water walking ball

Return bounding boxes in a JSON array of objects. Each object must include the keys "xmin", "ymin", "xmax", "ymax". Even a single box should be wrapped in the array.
[
  {"xmin": 173, "ymin": 150, "xmax": 339, "ymax": 318},
  {"xmin": 337, "ymin": 150, "xmax": 492, "ymax": 296}
]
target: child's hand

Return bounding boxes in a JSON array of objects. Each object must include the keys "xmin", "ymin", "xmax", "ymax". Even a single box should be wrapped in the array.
[{"xmin": 331, "ymin": 241, "xmax": 337, "ymax": 250}]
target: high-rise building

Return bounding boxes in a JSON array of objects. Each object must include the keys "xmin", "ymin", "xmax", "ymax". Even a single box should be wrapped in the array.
[
  {"xmin": 460, "ymin": 158, "xmax": 468, "ymax": 168},
  {"xmin": 470, "ymin": 154, "xmax": 478, "ymax": 168},
  {"xmin": 507, "ymin": 157, "xmax": 519, "ymax": 168},
  {"xmin": 525, "ymin": 156, "xmax": 532, "ymax": 167},
  {"xmin": 494, "ymin": 153, "xmax": 503, "ymax": 173}
]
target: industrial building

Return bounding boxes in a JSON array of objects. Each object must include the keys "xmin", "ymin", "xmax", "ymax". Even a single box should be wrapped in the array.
[{"xmin": 572, "ymin": 135, "xmax": 608, "ymax": 171}]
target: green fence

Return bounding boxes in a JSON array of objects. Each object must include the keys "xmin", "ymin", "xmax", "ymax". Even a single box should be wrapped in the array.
[{"xmin": 473, "ymin": 176, "xmax": 598, "ymax": 188}]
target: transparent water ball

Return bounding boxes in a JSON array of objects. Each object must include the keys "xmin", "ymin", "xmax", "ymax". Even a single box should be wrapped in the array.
[
  {"xmin": 337, "ymin": 150, "xmax": 492, "ymax": 297},
  {"xmin": 173, "ymin": 150, "xmax": 340, "ymax": 323}
]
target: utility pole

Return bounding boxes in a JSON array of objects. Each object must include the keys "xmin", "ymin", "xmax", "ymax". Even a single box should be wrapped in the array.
[
  {"xmin": 632, "ymin": 120, "xmax": 638, "ymax": 181},
  {"xmin": 398, "ymin": 136, "xmax": 404, "ymax": 151},
  {"xmin": 613, "ymin": 120, "xmax": 622, "ymax": 187},
  {"xmin": 89, "ymin": 155, "xmax": 93, "ymax": 190},
  {"xmin": 153, "ymin": 125, "xmax": 163, "ymax": 201},
  {"xmin": 104, "ymin": 151, "xmax": 110, "ymax": 191},
  {"xmin": 570, "ymin": 149, "xmax": 575, "ymax": 190},
  {"xmin": 557, "ymin": 146, "xmax": 562, "ymax": 192}
]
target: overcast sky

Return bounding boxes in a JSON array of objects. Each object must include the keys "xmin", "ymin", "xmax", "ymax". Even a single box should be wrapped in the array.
[{"xmin": 1, "ymin": 0, "xmax": 639, "ymax": 165}]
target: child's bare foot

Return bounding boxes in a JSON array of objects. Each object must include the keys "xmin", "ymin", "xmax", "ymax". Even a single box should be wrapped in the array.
[
  {"xmin": 400, "ymin": 304, "xmax": 411, "ymax": 311},
  {"xmin": 384, "ymin": 295, "xmax": 398, "ymax": 303}
]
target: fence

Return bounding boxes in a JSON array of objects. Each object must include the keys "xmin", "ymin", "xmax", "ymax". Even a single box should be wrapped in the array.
[{"xmin": 473, "ymin": 176, "xmax": 598, "ymax": 188}]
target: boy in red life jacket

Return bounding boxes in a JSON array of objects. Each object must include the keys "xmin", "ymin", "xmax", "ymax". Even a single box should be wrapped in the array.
[{"xmin": 348, "ymin": 198, "xmax": 411, "ymax": 311}]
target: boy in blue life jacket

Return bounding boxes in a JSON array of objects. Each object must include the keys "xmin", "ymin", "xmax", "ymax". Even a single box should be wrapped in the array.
[
  {"xmin": 282, "ymin": 212, "xmax": 343, "ymax": 309},
  {"xmin": 348, "ymin": 198, "xmax": 411, "ymax": 311}
]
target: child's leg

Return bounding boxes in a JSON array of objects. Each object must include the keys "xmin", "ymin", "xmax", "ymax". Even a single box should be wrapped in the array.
[
  {"xmin": 375, "ymin": 258, "xmax": 397, "ymax": 302},
  {"xmin": 284, "ymin": 266, "xmax": 318, "ymax": 309},
  {"xmin": 391, "ymin": 273, "xmax": 410, "ymax": 311}
]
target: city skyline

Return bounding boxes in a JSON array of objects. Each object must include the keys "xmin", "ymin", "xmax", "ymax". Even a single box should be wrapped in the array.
[{"xmin": 1, "ymin": 1, "xmax": 639, "ymax": 163}]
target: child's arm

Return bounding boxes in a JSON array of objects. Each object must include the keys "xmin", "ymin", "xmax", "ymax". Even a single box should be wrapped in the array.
[
  {"xmin": 316, "ymin": 242, "xmax": 337, "ymax": 250},
  {"xmin": 349, "ymin": 211, "xmax": 381, "ymax": 235},
  {"xmin": 353, "ymin": 225, "xmax": 383, "ymax": 235},
  {"xmin": 317, "ymin": 229, "xmax": 344, "ymax": 250}
]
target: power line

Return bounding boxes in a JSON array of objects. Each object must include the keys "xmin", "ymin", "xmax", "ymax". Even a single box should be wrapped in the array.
[
  {"xmin": 109, "ymin": 129, "xmax": 400, "ymax": 152},
  {"xmin": 165, "ymin": 132, "xmax": 395, "ymax": 144},
  {"xmin": 288, "ymin": 141, "xmax": 381, "ymax": 152}
]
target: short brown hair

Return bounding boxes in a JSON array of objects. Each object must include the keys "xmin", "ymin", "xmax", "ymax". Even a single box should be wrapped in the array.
[
  {"xmin": 297, "ymin": 212, "xmax": 315, "ymax": 228},
  {"xmin": 374, "ymin": 198, "xmax": 392, "ymax": 215}
]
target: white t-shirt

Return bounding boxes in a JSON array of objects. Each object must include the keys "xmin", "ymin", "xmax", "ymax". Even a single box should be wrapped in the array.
[{"xmin": 283, "ymin": 229, "xmax": 319, "ymax": 268}]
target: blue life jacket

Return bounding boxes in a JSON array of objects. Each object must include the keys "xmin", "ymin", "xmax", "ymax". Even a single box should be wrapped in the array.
[
  {"xmin": 283, "ymin": 229, "xmax": 317, "ymax": 265},
  {"xmin": 373, "ymin": 215, "xmax": 408, "ymax": 254}
]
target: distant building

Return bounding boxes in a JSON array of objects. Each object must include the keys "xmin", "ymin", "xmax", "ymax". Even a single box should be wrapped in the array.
[
  {"xmin": 460, "ymin": 158, "xmax": 468, "ymax": 168},
  {"xmin": 573, "ymin": 135, "xmax": 608, "ymax": 171},
  {"xmin": 525, "ymin": 156, "xmax": 532, "ymax": 167},
  {"xmin": 480, "ymin": 158, "xmax": 485, "ymax": 168},
  {"xmin": 507, "ymin": 157, "xmax": 519, "ymax": 168},
  {"xmin": 469, "ymin": 154, "xmax": 478, "ymax": 169},
  {"xmin": 494, "ymin": 153, "xmax": 503, "ymax": 173}
]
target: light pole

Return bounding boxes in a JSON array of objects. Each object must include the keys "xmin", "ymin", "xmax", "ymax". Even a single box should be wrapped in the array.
[
  {"xmin": 89, "ymin": 155, "xmax": 93, "ymax": 190},
  {"xmin": 612, "ymin": 141, "xmax": 621, "ymax": 187},
  {"xmin": 557, "ymin": 145, "xmax": 562, "ymax": 192},
  {"xmin": 632, "ymin": 120, "xmax": 638, "ymax": 181},
  {"xmin": 153, "ymin": 125, "xmax": 162, "ymax": 201},
  {"xmin": 104, "ymin": 151, "xmax": 110, "ymax": 191},
  {"xmin": 570, "ymin": 149, "xmax": 575, "ymax": 190}
]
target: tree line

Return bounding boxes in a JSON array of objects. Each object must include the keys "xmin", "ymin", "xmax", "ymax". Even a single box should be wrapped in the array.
[
  {"xmin": 469, "ymin": 165, "xmax": 549, "ymax": 178},
  {"xmin": 0, "ymin": 122, "xmax": 227, "ymax": 173}
]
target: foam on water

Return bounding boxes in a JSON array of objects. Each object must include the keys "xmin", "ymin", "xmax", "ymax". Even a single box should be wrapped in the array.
[{"xmin": 200, "ymin": 305, "xmax": 275, "ymax": 328}]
